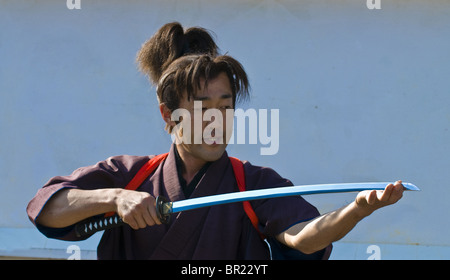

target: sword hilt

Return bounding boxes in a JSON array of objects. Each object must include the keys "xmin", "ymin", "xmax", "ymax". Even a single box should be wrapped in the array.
[
  {"xmin": 74, "ymin": 196, "xmax": 172, "ymax": 238},
  {"xmin": 74, "ymin": 214, "xmax": 125, "ymax": 238},
  {"xmin": 156, "ymin": 196, "xmax": 172, "ymax": 224}
]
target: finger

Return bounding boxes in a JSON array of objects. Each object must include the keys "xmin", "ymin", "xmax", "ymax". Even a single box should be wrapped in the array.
[
  {"xmin": 378, "ymin": 183, "xmax": 394, "ymax": 202},
  {"xmin": 122, "ymin": 215, "xmax": 139, "ymax": 230},
  {"xmin": 394, "ymin": 180, "xmax": 404, "ymax": 192},
  {"xmin": 148, "ymin": 203, "xmax": 162, "ymax": 225},
  {"xmin": 143, "ymin": 196, "xmax": 161, "ymax": 226},
  {"xmin": 366, "ymin": 190, "xmax": 377, "ymax": 205},
  {"xmin": 137, "ymin": 195, "xmax": 159, "ymax": 227},
  {"xmin": 143, "ymin": 209, "xmax": 155, "ymax": 226},
  {"xmin": 390, "ymin": 180, "xmax": 404, "ymax": 203},
  {"xmin": 133, "ymin": 213, "xmax": 148, "ymax": 229}
]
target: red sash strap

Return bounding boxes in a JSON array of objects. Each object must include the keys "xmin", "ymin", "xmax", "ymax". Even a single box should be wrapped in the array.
[
  {"xmin": 229, "ymin": 157, "xmax": 266, "ymax": 240},
  {"xmin": 104, "ymin": 153, "xmax": 169, "ymax": 217},
  {"xmin": 125, "ymin": 153, "xmax": 169, "ymax": 191}
]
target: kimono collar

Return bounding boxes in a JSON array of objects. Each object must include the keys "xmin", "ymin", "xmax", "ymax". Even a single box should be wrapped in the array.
[
  {"xmin": 162, "ymin": 144, "xmax": 230, "ymax": 202},
  {"xmin": 173, "ymin": 145, "xmax": 212, "ymax": 198}
]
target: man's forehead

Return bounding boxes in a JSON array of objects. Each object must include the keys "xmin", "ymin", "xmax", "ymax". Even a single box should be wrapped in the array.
[
  {"xmin": 192, "ymin": 80, "xmax": 233, "ymax": 100},
  {"xmin": 193, "ymin": 93, "xmax": 233, "ymax": 101},
  {"xmin": 185, "ymin": 72, "xmax": 234, "ymax": 102}
]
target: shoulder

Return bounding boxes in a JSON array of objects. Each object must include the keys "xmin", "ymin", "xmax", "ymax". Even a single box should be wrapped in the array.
[
  {"xmin": 72, "ymin": 154, "xmax": 153, "ymax": 175},
  {"xmin": 239, "ymin": 159, "xmax": 293, "ymax": 190},
  {"xmin": 104, "ymin": 154, "xmax": 154, "ymax": 171},
  {"xmin": 62, "ymin": 154, "xmax": 160, "ymax": 188}
]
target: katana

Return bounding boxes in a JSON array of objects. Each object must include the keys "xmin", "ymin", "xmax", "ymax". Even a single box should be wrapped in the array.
[{"xmin": 75, "ymin": 182, "xmax": 419, "ymax": 237}]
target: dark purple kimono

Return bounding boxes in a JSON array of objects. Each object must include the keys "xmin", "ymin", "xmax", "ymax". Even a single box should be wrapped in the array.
[{"xmin": 27, "ymin": 145, "xmax": 332, "ymax": 259}]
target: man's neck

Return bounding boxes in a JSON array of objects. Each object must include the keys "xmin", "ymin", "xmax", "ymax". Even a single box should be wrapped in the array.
[{"xmin": 175, "ymin": 145, "xmax": 208, "ymax": 185}]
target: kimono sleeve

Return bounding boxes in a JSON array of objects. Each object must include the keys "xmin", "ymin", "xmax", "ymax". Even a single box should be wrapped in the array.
[
  {"xmin": 243, "ymin": 162, "xmax": 332, "ymax": 259},
  {"xmin": 26, "ymin": 155, "xmax": 151, "ymax": 240}
]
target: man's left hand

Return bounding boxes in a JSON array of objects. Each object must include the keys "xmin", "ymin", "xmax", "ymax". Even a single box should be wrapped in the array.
[{"xmin": 354, "ymin": 180, "xmax": 405, "ymax": 217}]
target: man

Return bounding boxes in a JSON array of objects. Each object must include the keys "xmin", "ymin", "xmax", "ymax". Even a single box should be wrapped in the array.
[{"xmin": 26, "ymin": 22, "xmax": 404, "ymax": 259}]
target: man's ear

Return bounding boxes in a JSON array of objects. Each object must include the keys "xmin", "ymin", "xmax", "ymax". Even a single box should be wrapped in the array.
[{"xmin": 159, "ymin": 103, "xmax": 176, "ymax": 132}]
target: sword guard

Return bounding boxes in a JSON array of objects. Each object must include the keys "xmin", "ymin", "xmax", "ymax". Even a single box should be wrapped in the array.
[{"xmin": 156, "ymin": 196, "xmax": 171, "ymax": 224}]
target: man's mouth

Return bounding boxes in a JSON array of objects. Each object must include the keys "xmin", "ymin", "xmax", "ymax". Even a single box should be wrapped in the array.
[{"xmin": 203, "ymin": 137, "xmax": 222, "ymax": 145}]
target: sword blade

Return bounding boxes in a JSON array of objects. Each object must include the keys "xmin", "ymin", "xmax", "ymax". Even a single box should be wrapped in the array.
[
  {"xmin": 166, "ymin": 182, "xmax": 420, "ymax": 214},
  {"xmin": 75, "ymin": 182, "xmax": 419, "ymax": 237}
]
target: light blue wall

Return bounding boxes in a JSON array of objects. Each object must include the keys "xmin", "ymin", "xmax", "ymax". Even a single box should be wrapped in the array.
[{"xmin": 1, "ymin": 0, "xmax": 449, "ymax": 259}]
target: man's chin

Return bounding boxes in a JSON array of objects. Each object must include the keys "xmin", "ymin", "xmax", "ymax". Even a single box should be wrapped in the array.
[{"xmin": 200, "ymin": 143, "xmax": 228, "ymax": 162}]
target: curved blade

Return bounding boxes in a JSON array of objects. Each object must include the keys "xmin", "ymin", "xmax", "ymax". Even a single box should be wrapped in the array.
[{"xmin": 168, "ymin": 182, "xmax": 420, "ymax": 214}]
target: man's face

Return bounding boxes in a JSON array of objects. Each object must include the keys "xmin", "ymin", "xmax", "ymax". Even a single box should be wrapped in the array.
[{"xmin": 172, "ymin": 72, "xmax": 234, "ymax": 162}]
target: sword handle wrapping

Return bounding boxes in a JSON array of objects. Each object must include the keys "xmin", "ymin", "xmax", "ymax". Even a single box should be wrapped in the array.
[
  {"xmin": 74, "ymin": 214, "xmax": 124, "ymax": 238},
  {"xmin": 74, "ymin": 196, "xmax": 171, "ymax": 238}
]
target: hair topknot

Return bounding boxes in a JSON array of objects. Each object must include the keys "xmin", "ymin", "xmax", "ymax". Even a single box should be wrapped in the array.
[{"xmin": 136, "ymin": 22, "xmax": 219, "ymax": 84}]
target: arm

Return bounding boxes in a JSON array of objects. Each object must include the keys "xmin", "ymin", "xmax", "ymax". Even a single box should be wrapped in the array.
[
  {"xmin": 277, "ymin": 181, "xmax": 405, "ymax": 254},
  {"xmin": 28, "ymin": 155, "xmax": 162, "ymax": 234},
  {"xmin": 36, "ymin": 188, "xmax": 161, "ymax": 231}
]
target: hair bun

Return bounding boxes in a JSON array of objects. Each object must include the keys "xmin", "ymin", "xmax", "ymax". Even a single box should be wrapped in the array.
[{"xmin": 137, "ymin": 22, "xmax": 219, "ymax": 84}]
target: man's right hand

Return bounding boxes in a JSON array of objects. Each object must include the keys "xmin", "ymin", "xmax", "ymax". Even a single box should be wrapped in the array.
[
  {"xmin": 114, "ymin": 189, "xmax": 162, "ymax": 229},
  {"xmin": 36, "ymin": 188, "xmax": 161, "ymax": 229}
]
